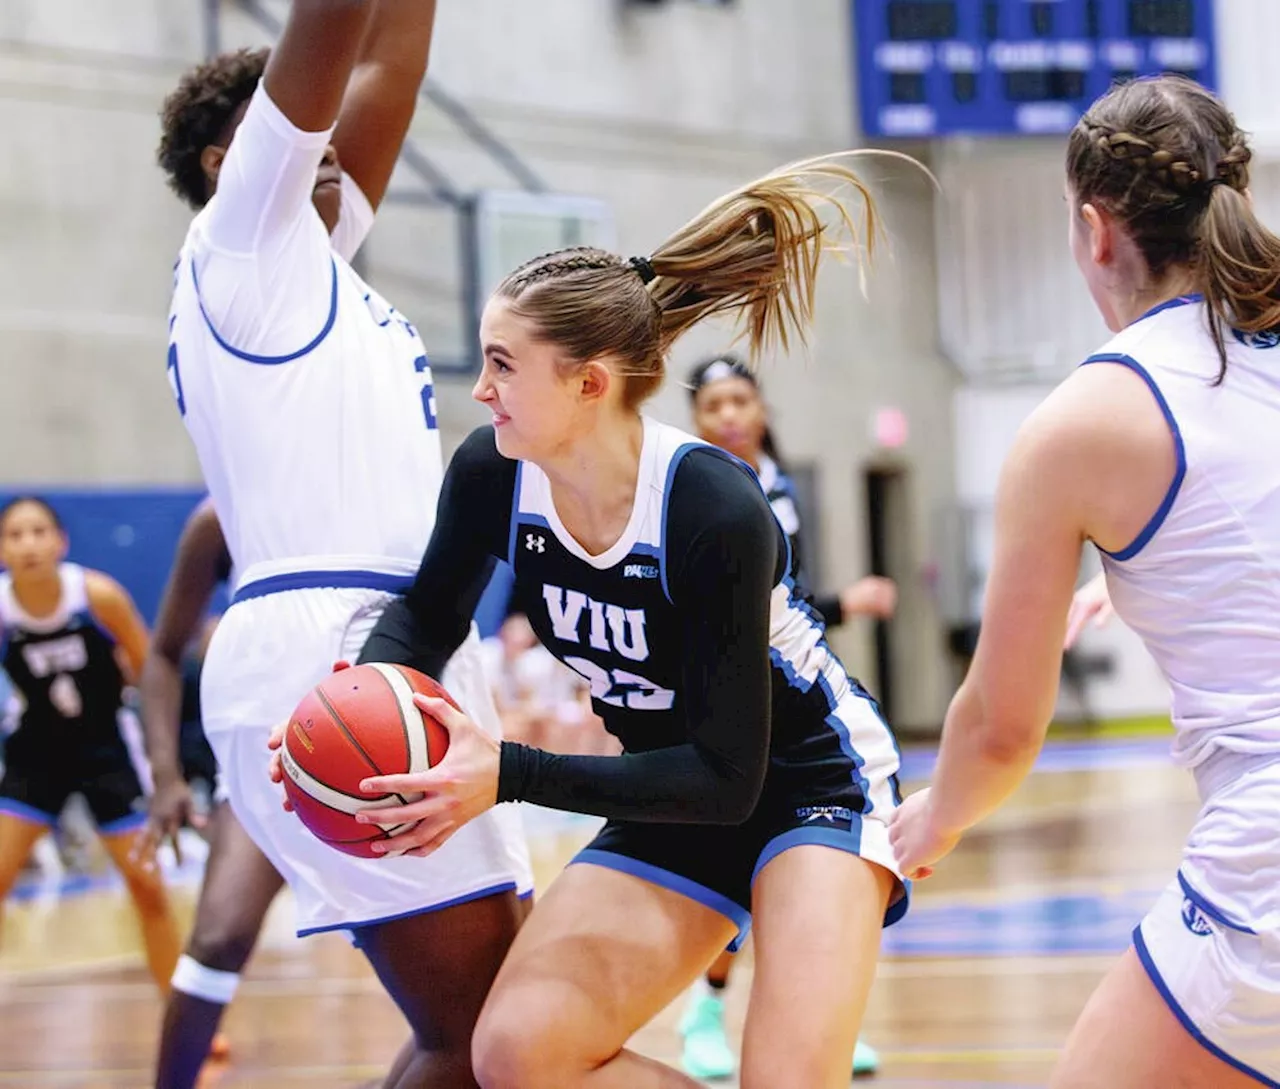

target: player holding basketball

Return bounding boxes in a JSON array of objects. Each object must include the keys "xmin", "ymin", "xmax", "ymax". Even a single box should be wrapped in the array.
[
  {"xmin": 0, "ymin": 497, "xmax": 181, "ymax": 992},
  {"xmin": 329, "ymin": 157, "xmax": 911, "ymax": 1089},
  {"xmin": 158, "ymin": 3, "xmax": 531, "ymax": 1087},
  {"xmin": 891, "ymin": 75, "xmax": 1280, "ymax": 1088}
]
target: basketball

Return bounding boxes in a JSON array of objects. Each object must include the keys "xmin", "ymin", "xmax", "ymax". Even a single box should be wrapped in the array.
[{"xmin": 279, "ymin": 663, "xmax": 454, "ymax": 858}]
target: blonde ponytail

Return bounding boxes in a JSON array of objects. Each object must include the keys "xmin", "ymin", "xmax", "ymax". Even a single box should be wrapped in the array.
[{"xmin": 494, "ymin": 151, "xmax": 923, "ymax": 407}]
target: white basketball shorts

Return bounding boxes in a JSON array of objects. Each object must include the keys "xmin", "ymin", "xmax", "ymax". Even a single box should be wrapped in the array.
[
  {"xmin": 200, "ymin": 581, "xmax": 533, "ymax": 937},
  {"xmin": 1135, "ymin": 750, "xmax": 1280, "ymax": 1085}
]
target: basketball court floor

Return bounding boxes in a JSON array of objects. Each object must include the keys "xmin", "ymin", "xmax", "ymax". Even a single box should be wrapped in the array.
[{"xmin": 2, "ymin": 735, "xmax": 1243, "ymax": 1088}]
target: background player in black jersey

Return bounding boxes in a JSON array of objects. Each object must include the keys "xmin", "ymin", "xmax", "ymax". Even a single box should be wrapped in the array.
[
  {"xmin": 135, "ymin": 498, "xmax": 289, "ymax": 1088},
  {"xmin": 274, "ymin": 154, "xmax": 916, "ymax": 1089},
  {"xmin": 681, "ymin": 353, "xmax": 896, "ymax": 1079},
  {"xmin": 0, "ymin": 497, "xmax": 181, "ymax": 992},
  {"xmin": 688, "ymin": 354, "xmax": 897, "ymax": 630}
]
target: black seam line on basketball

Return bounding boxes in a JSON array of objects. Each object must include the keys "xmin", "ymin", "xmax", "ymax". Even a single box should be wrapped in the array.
[
  {"xmin": 369, "ymin": 664, "xmax": 417, "ymax": 807},
  {"xmin": 314, "ymin": 685, "xmax": 387, "ymax": 781},
  {"xmin": 320, "ymin": 828, "xmax": 392, "ymax": 844},
  {"xmin": 290, "ymin": 786, "xmax": 395, "ymax": 819}
]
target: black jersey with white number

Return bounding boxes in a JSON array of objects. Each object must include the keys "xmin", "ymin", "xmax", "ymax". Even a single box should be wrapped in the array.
[
  {"xmin": 0, "ymin": 564, "xmax": 127, "ymax": 755},
  {"xmin": 363, "ymin": 419, "xmax": 901, "ymax": 825}
]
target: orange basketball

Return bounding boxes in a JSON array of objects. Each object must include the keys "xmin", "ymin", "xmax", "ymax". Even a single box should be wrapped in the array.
[{"xmin": 279, "ymin": 663, "xmax": 453, "ymax": 857}]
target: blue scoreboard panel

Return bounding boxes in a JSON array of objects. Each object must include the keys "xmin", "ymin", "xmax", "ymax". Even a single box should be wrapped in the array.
[{"xmin": 854, "ymin": 0, "xmax": 1216, "ymax": 137}]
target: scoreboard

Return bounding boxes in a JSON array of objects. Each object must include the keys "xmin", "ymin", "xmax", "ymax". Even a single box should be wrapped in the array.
[{"xmin": 854, "ymin": 0, "xmax": 1217, "ymax": 137}]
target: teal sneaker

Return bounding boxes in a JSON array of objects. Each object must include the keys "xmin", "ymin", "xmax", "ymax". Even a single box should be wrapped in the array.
[
  {"xmin": 852, "ymin": 1037, "xmax": 880, "ymax": 1077},
  {"xmin": 679, "ymin": 991, "xmax": 736, "ymax": 1080}
]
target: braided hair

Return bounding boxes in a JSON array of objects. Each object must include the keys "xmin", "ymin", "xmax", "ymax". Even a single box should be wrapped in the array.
[{"xmin": 1067, "ymin": 74, "xmax": 1280, "ymax": 380}]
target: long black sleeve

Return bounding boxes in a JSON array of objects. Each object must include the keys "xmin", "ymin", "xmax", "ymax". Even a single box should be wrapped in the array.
[
  {"xmin": 359, "ymin": 427, "xmax": 514, "ymax": 675},
  {"xmin": 496, "ymin": 451, "xmax": 778, "ymax": 824}
]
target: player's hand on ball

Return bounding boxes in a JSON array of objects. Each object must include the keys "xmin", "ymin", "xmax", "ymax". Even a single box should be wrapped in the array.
[
  {"xmin": 266, "ymin": 721, "xmax": 295, "ymax": 811},
  {"xmin": 888, "ymin": 788, "xmax": 960, "ymax": 881},
  {"xmin": 354, "ymin": 694, "xmax": 500, "ymax": 858}
]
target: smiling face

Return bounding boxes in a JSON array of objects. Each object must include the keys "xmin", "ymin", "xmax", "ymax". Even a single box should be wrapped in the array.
[
  {"xmin": 473, "ymin": 297, "xmax": 606, "ymax": 462},
  {"xmin": 691, "ymin": 374, "xmax": 768, "ymax": 463},
  {"xmin": 0, "ymin": 501, "xmax": 67, "ymax": 584}
]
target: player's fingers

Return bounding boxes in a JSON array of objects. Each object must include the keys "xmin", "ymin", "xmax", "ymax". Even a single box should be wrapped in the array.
[
  {"xmin": 1063, "ymin": 604, "xmax": 1090, "ymax": 649},
  {"xmin": 266, "ymin": 720, "xmax": 287, "ymax": 751},
  {"xmin": 357, "ymin": 771, "xmax": 435, "ymax": 796},
  {"xmin": 268, "ymin": 751, "xmax": 285, "ymax": 784},
  {"xmin": 412, "ymin": 694, "xmax": 470, "ymax": 733},
  {"xmin": 375, "ymin": 820, "xmax": 456, "ymax": 858},
  {"xmin": 355, "ymin": 793, "xmax": 452, "ymax": 826},
  {"xmin": 168, "ymin": 826, "xmax": 184, "ymax": 868}
]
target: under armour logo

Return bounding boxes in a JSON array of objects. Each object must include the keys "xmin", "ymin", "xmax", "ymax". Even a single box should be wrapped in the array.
[{"xmin": 526, "ymin": 534, "xmax": 545, "ymax": 553}]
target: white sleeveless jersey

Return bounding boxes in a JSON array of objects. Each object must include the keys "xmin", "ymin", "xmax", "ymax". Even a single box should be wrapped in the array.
[
  {"xmin": 166, "ymin": 85, "xmax": 442, "ymax": 587},
  {"xmin": 1087, "ymin": 296, "xmax": 1280, "ymax": 767}
]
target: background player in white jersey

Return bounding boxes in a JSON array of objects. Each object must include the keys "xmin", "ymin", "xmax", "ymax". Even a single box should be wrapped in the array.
[
  {"xmin": 283, "ymin": 156, "xmax": 916, "ymax": 1089},
  {"xmin": 0, "ymin": 497, "xmax": 181, "ymax": 990},
  {"xmin": 680, "ymin": 353, "xmax": 895, "ymax": 1080},
  {"xmin": 891, "ymin": 74, "xmax": 1280, "ymax": 1088},
  {"xmin": 157, "ymin": 4, "xmax": 532, "ymax": 1086}
]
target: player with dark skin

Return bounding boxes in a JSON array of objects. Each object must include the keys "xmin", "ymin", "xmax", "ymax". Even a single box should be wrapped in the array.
[
  {"xmin": 136, "ymin": 499, "xmax": 285, "ymax": 1086},
  {"xmin": 154, "ymin": 5, "xmax": 526, "ymax": 1087}
]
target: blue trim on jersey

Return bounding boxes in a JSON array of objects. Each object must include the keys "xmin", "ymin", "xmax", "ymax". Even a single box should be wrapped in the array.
[
  {"xmin": 657, "ymin": 442, "xmax": 707, "ymax": 604},
  {"xmin": 1133, "ymin": 924, "xmax": 1279, "ymax": 1087},
  {"xmin": 1177, "ymin": 870, "xmax": 1257, "ymax": 935},
  {"xmin": 572, "ymin": 848, "xmax": 752, "ymax": 951},
  {"xmin": 192, "ymin": 256, "xmax": 339, "ymax": 365},
  {"xmin": 751, "ymin": 821, "xmax": 864, "ymax": 886},
  {"xmin": 231, "ymin": 569, "xmax": 415, "ymax": 605},
  {"xmin": 507, "ymin": 461, "xmax": 524, "ymax": 567},
  {"xmin": 98, "ymin": 811, "xmax": 149, "ymax": 836},
  {"xmin": 0, "ymin": 799, "xmax": 58, "ymax": 827},
  {"xmin": 1133, "ymin": 293, "xmax": 1203, "ymax": 324},
  {"xmin": 301, "ymin": 879, "xmax": 523, "ymax": 939},
  {"xmin": 1081, "ymin": 353, "xmax": 1187, "ymax": 561},
  {"xmin": 629, "ymin": 542, "xmax": 660, "ymax": 559}
]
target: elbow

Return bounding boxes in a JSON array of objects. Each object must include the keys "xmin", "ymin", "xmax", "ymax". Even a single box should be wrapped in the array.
[
  {"xmin": 973, "ymin": 717, "xmax": 1044, "ymax": 767},
  {"xmin": 708, "ymin": 763, "xmax": 766, "ymax": 825}
]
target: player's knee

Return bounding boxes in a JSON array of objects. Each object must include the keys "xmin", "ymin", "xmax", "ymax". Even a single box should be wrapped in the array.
[
  {"xmin": 472, "ymin": 1005, "xmax": 571, "ymax": 1089},
  {"xmin": 185, "ymin": 921, "xmax": 258, "ymax": 974}
]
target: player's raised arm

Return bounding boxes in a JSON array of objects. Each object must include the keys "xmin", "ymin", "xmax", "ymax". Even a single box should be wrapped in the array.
[
  {"xmin": 332, "ymin": 0, "xmax": 439, "ymax": 212},
  {"xmin": 263, "ymin": 0, "xmax": 376, "ymax": 135}
]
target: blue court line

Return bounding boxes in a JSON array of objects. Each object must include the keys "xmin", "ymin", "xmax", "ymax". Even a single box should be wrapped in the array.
[
  {"xmin": 884, "ymin": 886, "xmax": 1160, "ymax": 958},
  {"xmin": 898, "ymin": 736, "xmax": 1172, "ymax": 781}
]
